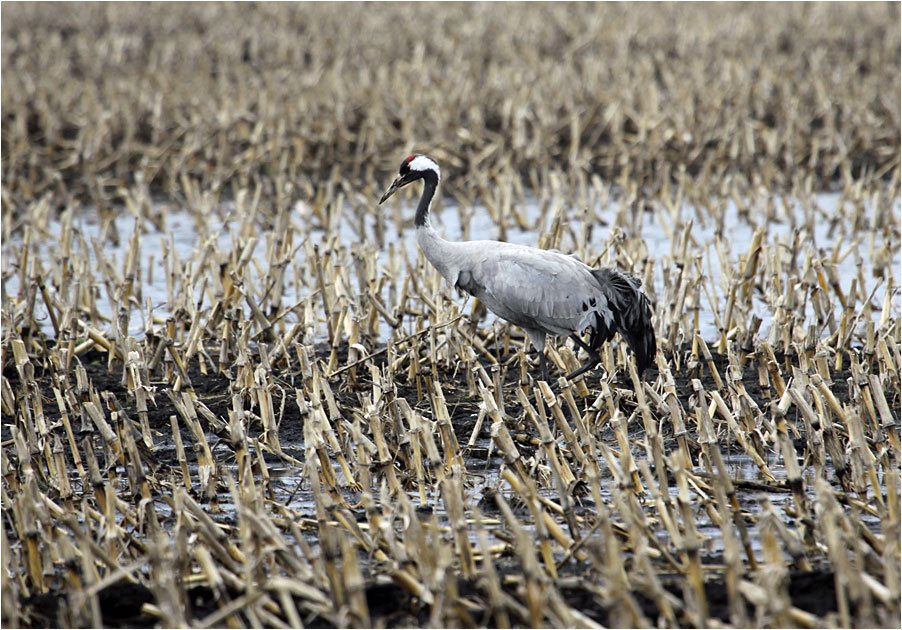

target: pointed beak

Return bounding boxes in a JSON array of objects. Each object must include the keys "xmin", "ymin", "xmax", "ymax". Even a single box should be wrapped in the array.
[{"xmin": 379, "ymin": 176, "xmax": 404, "ymax": 205}]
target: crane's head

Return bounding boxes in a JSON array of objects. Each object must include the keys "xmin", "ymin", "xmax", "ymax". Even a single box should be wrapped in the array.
[{"xmin": 379, "ymin": 155, "xmax": 441, "ymax": 204}]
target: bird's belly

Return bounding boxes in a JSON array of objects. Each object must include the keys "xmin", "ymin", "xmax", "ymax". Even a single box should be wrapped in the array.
[{"xmin": 476, "ymin": 292, "xmax": 575, "ymax": 337}]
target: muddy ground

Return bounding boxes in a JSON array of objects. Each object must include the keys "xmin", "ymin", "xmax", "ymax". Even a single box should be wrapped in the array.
[
  {"xmin": 3, "ymin": 341, "xmax": 898, "ymax": 628},
  {"xmin": 16, "ymin": 564, "xmax": 847, "ymax": 629}
]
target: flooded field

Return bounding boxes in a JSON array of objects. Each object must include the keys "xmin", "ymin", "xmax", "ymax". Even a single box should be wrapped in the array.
[
  {"xmin": 2, "ymin": 3, "xmax": 900, "ymax": 629},
  {"xmin": 5, "ymin": 191, "xmax": 900, "ymax": 343}
]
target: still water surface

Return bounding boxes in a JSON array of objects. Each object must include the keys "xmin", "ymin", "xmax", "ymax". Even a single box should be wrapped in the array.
[{"xmin": 4, "ymin": 192, "xmax": 899, "ymax": 343}]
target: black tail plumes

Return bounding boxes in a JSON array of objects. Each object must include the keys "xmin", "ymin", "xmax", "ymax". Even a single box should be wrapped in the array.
[{"xmin": 590, "ymin": 268, "xmax": 656, "ymax": 373}]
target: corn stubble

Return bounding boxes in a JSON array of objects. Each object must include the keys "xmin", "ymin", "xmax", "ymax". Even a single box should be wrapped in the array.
[{"xmin": 2, "ymin": 3, "xmax": 900, "ymax": 628}]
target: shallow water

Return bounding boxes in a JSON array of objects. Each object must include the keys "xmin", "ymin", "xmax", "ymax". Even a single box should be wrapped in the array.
[
  {"xmin": 4, "ymin": 192, "xmax": 899, "ymax": 343},
  {"xmin": 136, "ymin": 425, "xmax": 863, "ymax": 566}
]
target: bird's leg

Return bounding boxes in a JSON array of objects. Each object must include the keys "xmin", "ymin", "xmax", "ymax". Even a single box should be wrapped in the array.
[
  {"xmin": 538, "ymin": 350, "xmax": 550, "ymax": 383},
  {"xmin": 565, "ymin": 334, "xmax": 602, "ymax": 381},
  {"xmin": 525, "ymin": 330, "xmax": 551, "ymax": 384}
]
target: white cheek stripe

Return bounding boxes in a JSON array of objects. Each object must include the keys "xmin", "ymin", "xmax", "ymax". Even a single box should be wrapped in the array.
[{"xmin": 408, "ymin": 155, "xmax": 441, "ymax": 179}]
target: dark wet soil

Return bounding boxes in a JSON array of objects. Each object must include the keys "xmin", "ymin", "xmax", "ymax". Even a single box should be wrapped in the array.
[
  {"xmin": 4, "ymin": 339, "xmax": 893, "ymax": 462},
  {"xmin": 14, "ymin": 566, "xmax": 870, "ymax": 628},
  {"xmin": 3, "ymin": 340, "xmax": 899, "ymax": 628}
]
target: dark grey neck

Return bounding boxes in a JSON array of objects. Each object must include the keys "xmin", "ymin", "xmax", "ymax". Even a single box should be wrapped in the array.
[{"xmin": 414, "ymin": 172, "xmax": 439, "ymax": 228}]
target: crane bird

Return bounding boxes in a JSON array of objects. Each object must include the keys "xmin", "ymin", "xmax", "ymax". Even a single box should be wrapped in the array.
[{"xmin": 379, "ymin": 154, "xmax": 656, "ymax": 382}]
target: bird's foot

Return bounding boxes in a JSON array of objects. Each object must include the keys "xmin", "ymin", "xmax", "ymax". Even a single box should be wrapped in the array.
[{"xmin": 563, "ymin": 351, "xmax": 603, "ymax": 381}]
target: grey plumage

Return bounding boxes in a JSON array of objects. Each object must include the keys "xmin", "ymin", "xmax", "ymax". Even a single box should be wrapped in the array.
[{"xmin": 380, "ymin": 154, "xmax": 656, "ymax": 381}]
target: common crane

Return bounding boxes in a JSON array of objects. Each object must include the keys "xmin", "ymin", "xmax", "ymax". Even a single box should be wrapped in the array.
[{"xmin": 379, "ymin": 154, "xmax": 656, "ymax": 382}]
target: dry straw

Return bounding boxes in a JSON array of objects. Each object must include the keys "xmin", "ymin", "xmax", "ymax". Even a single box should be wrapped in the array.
[{"xmin": 2, "ymin": 2, "xmax": 900, "ymax": 628}]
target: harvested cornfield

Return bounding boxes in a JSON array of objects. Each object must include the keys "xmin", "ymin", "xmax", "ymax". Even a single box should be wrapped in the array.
[{"xmin": 1, "ymin": 2, "xmax": 900, "ymax": 629}]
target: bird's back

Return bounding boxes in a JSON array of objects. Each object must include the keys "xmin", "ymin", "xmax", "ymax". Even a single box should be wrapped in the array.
[{"xmin": 446, "ymin": 240, "xmax": 610, "ymax": 337}]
